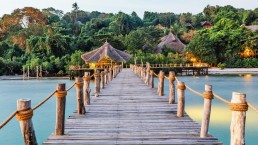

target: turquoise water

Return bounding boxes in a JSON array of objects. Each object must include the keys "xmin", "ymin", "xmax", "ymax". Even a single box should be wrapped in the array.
[
  {"xmin": 163, "ymin": 74, "xmax": 258, "ymax": 145},
  {"xmin": 1, "ymin": 75, "xmax": 258, "ymax": 144}
]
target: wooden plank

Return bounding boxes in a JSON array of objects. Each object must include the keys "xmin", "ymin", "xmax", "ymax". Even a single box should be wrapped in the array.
[{"xmin": 43, "ymin": 69, "xmax": 221, "ymax": 145}]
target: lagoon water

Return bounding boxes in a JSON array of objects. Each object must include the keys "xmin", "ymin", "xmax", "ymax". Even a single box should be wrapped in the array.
[{"xmin": 0, "ymin": 74, "xmax": 258, "ymax": 144}]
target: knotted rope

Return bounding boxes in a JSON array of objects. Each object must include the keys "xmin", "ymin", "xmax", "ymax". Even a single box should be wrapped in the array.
[
  {"xmin": 229, "ymin": 103, "xmax": 248, "ymax": 111},
  {"xmin": 55, "ymin": 91, "xmax": 67, "ymax": 98},
  {"xmin": 202, "ymin": 91, "xmax": 214, "ymax": 99},
  {"xmin": 75, "ymin": 82, "xmax": 84, "ymax": 88},
  {"xmin": 83, "ymin": 76, "xmax": 91, "ymax": 81},
  {"xmin": 16, "ymin": 109, "xmax": 33, "ymax": 121},
  {"xmin": 94, "ymin": 73, "xmax": 101, "ymax": 78},
  {"xmin": 177, "ymin": 84, "xmax": 186, "ymax": 90}
]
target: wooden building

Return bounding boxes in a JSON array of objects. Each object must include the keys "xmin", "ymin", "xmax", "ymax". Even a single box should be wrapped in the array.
[
  {"xmin": 201, "ymin": 21, "xmax": 212, "ymax": 28},
  {"xmin": 81, "ymin": 41, "xmax": 131, "ymax": 69}
]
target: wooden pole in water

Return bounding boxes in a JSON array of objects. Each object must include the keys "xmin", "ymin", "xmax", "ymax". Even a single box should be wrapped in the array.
[
  {"xmin": 145, "ymin": 63, "xmax": 150, "ymax": 85},
  {"xmin": 40, "ymin": 66, "xmax": 42, "ymax": 77},
  {"xmin": 150, "ymin": 70, "xmax": 154, "ymax": 88},
  {"xmin": 75, "ymin": 77, "xmax": 86, "ymax": 114},
  {"xmin": 177, "ymin": 81, "xmax": 185, "ymax": 117},
  {"xmin": 17, "ymin": 99, "xmax": 37, "ymax": 145},
  {"xmin": 168, "ymin": 71, "xmax": 176, "ymax": 104},
  {"xmin": 94, "ymin": 70, "xmax": 100, "ymax": 97},
  {"xmin": 27, "ymin": 66, "xmax": 30, "ymax": 80},
  {"xmin": 200, "ymin": 84, "xmax": 213, "ymax": 138},
  {"xmin": 101, "ymin": 71, "xmax": 105, "ymax": 89},
  {"xmin": 55, "ymin": 83, "xmax": 66, "ymax": 135},
  {"xmin": 23, "ymin": 66, "xmax": 25, "ymax": 80},
  {"xmin": 36, "ymin": 66, "xmax": 39, "ymax": 79},
  {"xmin": 230, "ymin": 92, "xmax": 247, "ymax": 145},
  {"xmin": 83, "ymin": 72, "xmax": 91, "ymax": 105},
  {"xmin": 158, "ymin": 70, "xmax": 165, "ymax": 96}
]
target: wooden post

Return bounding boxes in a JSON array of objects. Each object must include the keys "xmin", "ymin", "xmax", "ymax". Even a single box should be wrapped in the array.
[
  {"xmin": 55, "ymin": 83, "xmax": 66, "ymax": 135},
  {"xmin": 169, "ymin": 71, "xmax": 176, "ymax": 104},
  {"xmin": 158, "ymin": 71, "xmax": 165, "ymax": 96},
  {"xmin": 150, "ymin": 70, "xmax": 154, "ymax": 88},
  {"xmin": 177, "ymin": 81, "xmax": 185, "ymax": 117},
  {"xmin": 200, "ymin": 85, "xmax": 213, "ymax": 138},
  {"xmin": 109, "ymin": 67, "xmax": 113, "ymax": 81},
  {"xmin": 101, "ymin": 71, "xmax": 105, "ymax": 89},
  {"xmin": 113, "ymin": 66, "xmax": 116, "ymax": 78},
  {"xmin": 17, "ymin": 99, "xmax": 37, "ymax": 145},
  {"xmin": 230, "ymin": 92, "xmax": 247, "ymax": 145},
  {"xmin": 36, "ymin": 66, "xmax": 39, "ymax": 79},
  {"xmin": 40, "ymin": 66, "xmax": 42, "ymax": 77},
  {"xmin": 104, "ymin": 69, "xmax": 108, "ymax": 84},
  {"xmin": 27, "ymin": 66, "xmax": 30, "ymax": 80},
  {"xmin": 94, "ymin": 70, "xmax": 100, "ymax": 97},
  {"xmin": 145, "ymin": 63, "xmax": 150, "ymax": 85},
  {"xmin": 75, "ymin": 77, "xmax": 86, "ymax": 114},
  {"xmin": 23, "ymin": 66, "xmax": 25, "ymax": 80},
  {"xmin": 83, "ymin": 72, "xmax": 91, "ymax": 105}
]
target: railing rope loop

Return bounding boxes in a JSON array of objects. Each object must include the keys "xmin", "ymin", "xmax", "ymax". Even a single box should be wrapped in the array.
[
  {"xmin": 16, "ymin": 109, "xmax": 33, "ymax": 121},
  {"xmin": 202, "ymin": 91, "xmax": 214, "ymax": 99},
  {"xmin": 75, "ymin": 82, "xmax": 84, "ymax": 88},
  {"xmin": 177, "ymin": 84, "xmax": 186, "ymax": 90},
  {"xmin": 229, "ymin": 103, "xmax": 248, "ymax": 111},
  {"xmin": 55, "ymin": 91, "xmax": 67, "ymax": 98},
  {"xmin": 83, "ymin": 76, "xmax": 91, "ymax": 81}
]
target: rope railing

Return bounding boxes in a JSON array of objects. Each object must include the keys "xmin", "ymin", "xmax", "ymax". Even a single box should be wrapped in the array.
[
  {"xmin": 0, "ymin": 83, "xmax": 76, "ymax": 130},
  {"xmin": 130, "ymin": 64, "xmax": 257, "ymax": 144}
]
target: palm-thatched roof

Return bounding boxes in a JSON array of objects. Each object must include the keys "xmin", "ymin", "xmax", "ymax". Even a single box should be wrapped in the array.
[
  {"xmin": 245, "ymin": 25, "xmax": 258, "ymax": 31},
  {"xmin": 155, "ymin": 32, "xmax": 185, "ymax": 53},
  {"xmin": 81, "ymin": 42, "xmax": 131, "ymax": 63}
]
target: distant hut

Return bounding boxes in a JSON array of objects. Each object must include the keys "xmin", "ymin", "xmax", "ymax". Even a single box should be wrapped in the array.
[
  {"xmin": 155, "ymin": 32, "xmax": 185, "ymax": 54},
  {"xmin": 186, "ymin": 23, "xmax": 194, "ymax": 29},
  {"xmin": 244, "ymin": 25, "xmax": 258, "ymax": 31},
  {"xmin": 81, "ymin": 41, "xmax": 131, "ymax": 68},
  {"xmin": 201, "ymin": 21, "xmax": 212, "ymax": 28}
]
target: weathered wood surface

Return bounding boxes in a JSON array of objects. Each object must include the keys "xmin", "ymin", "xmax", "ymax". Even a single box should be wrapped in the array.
[{"xmin": 43, "ymin": 69, "xmax": 221, "ymax": 145}]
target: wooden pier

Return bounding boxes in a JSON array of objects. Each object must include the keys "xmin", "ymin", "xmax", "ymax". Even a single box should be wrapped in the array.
[{"xmin": 43, "ymin": 69, "xmax": 221, "ymax": 144}]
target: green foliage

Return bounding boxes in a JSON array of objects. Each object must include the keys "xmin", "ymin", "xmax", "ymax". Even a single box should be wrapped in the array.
[{"xmin": 0, "ymin": 5, "xmax": 258, "ymax": 76}]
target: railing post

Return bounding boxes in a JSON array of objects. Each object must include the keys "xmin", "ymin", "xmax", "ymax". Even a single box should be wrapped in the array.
[
  {"xmin": 101, "ymin": 71, "xmax": 105, "ymax": 89},
  {"xmin": 200, "ymin": 84, "xmax": 213, "ymax": 138},
  {"xmin": 230, "ymin": 92, "xmax": 247, "ymax": 145},
  {"xmin": 83, "ymin": 72, "xmax": 91, "ymax": 105},
  {"xmin": 17, "ymin": 99, "xmax": 37, "ymax": 145},
  {"xmin": 158, "ymin": 70, "xmax": 165, "ymax": 96},
  {"xmin": 177, "ymin": 81, "xmax": 185, "ymax": 117},
  {"xmin": 109, "ymin": 67, "xmax": 113, "ymax": 81},
  {"xmin": 113, "ymin": 66, "xmax": 116, "ymax": 78},
  {"xmin": 55, "ymin": 83, "xmax": 66, "ymax": 135},
  {"xmin": 169, "ymin": 71, "xmax": 176, "ymax": 104},
  {"xmin": 150, "ymin": 70, "xmax": 154, "ymax": 88},
  {"xmin": 145, "ymin": 63, "xmax": 150, "ymax": 85},
  {"xmin": 94, "ymin": 70, "xmax": 101, "ymax": 97},
  {"xmin": 75, "ymin": 77, "xmax": 86, "ymax": 114},
  {"xmin": 104, "ymin": 69, "xmax": 108, "ymax": 84}
]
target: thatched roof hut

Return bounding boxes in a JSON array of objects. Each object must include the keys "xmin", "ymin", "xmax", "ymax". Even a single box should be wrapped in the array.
[
  {"xmin": 155, "ymin": 32, "xmax": 185, "ymax": 54},
  {"xmin": 244, "ymin": 25, "xmax": 258, "ymax": 31},
  {"xmin": 201, "ymin": 21, "xmax": 212, "ymax": 28},
  {"xmin": 81, "ymin": 41, "xmax": 131, "ymax": 68}
]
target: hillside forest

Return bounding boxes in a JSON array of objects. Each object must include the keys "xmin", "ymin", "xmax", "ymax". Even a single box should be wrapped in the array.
[{"xmin": 0, "ymin": 3, "xmax": 258, "ymax": 75}]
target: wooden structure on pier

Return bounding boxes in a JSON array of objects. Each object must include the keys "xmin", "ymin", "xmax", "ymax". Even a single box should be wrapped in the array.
[
  {"xmin": 43, "ymin": 69, "xmax": 221, "ymax": 144},
  {"xmin": 81, "ymin": 41, "xmax": 131, "ymax": 69}
]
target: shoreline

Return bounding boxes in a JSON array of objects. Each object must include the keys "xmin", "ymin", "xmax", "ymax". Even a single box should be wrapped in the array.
[
  {"xmin": 1, "ymin": 68, "xmax": 258, "ymax": 80},
  {"xmin": 208, "ymin": 68, "xmax": 258, "ymax": 75}
]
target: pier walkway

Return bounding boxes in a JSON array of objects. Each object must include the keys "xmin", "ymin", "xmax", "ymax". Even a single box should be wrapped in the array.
[{"xmin": 43, "ymin": 69, "xmax": 221, "ymax": 144}]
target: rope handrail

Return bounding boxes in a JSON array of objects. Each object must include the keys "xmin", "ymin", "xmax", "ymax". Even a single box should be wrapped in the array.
[
  {"xmin": 0, "ymin": 82, "xmax": 76, "ymax": 130},
  {"xmin": 247, "ymin": 102, "xmax": 258, "ymax": 113},
  {"xmin": 66, "ymin": 83, "xmax": 76, "ymax": 92},
  {"xmin": 153, "ymin": 72, "xmax": 159, "ymax": 77},
  {"xmin": 32, "ymin": 90, "xmax": 57, "ymax": 110},
  {"xmin": 184, "ymin": 84, "xmax": 204, "ymax": 97}
]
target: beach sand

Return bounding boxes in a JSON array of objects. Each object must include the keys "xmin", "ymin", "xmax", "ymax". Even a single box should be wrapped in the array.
[{"xmin": 208, "ymin": 68, "xmax": 258, "ymax": 74}]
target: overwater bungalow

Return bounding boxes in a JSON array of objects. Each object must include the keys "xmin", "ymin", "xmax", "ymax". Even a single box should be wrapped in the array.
[
  {"xmin": 81, "ymin": 41, "xmax": 131, "ymax": 69},
  {"xmin": 155, "ymin": 32, "xmax": 185, "ymax": 54}
]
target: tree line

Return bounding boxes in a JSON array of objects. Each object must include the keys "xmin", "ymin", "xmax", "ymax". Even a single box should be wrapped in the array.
[{"xmin": 0, "ymin": 4, "xmax": 258, "ymax": 75}]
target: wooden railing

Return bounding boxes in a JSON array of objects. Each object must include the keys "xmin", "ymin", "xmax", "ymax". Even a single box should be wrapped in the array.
[
  {"xmin": 0, "ymin": 65, "xmax": 122, "ymax": 145},
  {"xmin": 130, "ymin": 64, "xmax": 258, "ymax": 145}
]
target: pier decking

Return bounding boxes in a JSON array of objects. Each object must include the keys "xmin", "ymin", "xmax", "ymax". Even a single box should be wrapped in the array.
[{"xmin": 43, "ymin": 69, "xmax": 221, "ymax": 144}]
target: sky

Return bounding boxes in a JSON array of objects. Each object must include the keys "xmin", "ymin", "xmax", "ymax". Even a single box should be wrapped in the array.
[{"xmin": 0, "ymin": 0, "xmax": 257, "ymax": 18}]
